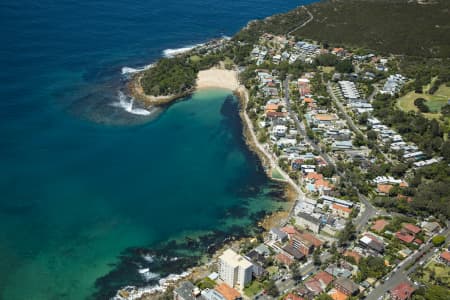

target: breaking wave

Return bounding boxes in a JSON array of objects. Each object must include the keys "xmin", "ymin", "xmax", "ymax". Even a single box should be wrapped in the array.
[
  {"xmin": 111, "ymin": 91, "xmax": 151, "ymax": 116},
  {"xmin": 121, "ymin": 64, "xmax": 154, "ymax": 75},
  {"xmin": 162, "ymin": 44, "xmax": 203, "ymax": 58}
]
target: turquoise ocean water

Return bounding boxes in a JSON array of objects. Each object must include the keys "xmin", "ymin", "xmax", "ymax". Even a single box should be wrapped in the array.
[{"xmin": 0, "ymin": 0, "xmax": 313, "ymax": 299}]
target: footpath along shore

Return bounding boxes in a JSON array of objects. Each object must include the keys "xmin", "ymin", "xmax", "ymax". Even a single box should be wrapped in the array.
[{"xmin": 116, "ymin": 65, "xmax": 305, "ymax": 300}]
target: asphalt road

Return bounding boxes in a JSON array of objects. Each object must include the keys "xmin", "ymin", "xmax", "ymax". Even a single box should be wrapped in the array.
[
  {"xmin": 283, "ymin": 78, "xmax": 379, "ymax": 233},
  {"xmin": 366, "ymin": 226, "xmax": 450, "ymax": 300}
]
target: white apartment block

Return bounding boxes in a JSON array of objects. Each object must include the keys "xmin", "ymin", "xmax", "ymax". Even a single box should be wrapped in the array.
[{"xmin": 218, "ymin": 249, "xmax": 253, "ymax": 289}]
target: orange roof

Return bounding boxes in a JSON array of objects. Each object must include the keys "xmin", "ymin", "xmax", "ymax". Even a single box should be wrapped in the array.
[
  {"xmin": 332, "ymin": 203, "xmax": 352, "ymax": 213},
  {"xmin": 306, "ymin": 172, "xmax": 323, "ymax": 181},
  {"xmin": 276, "ymin": 253, "xmax": 293, "ymax": 266},
  {"xmin": 377, "ymin": 184, "xmax": 393, "ymax": 194},
  {"xmin": 440, "ymin": 251, "xmax": 450, "ymax": 262},
  {"xmin": 314, "ymin": 271, "xmax": 334, "ymax": 286},
  {"xmin": 314, "ymin": 114, "xmax": 336, "ymax": 121},
  {"xmin": 266, "ymin": 104, "xmax": 279, "ymax": 111},
  {"xmin": 215, "ymin": 283, "xmax": 241, "ymax": 300},
  {"xmin": 281, "ymin": 225, "xmax": 300, "ymax": 236},
  {"xmin": 298, "ymin": 232, "xmax": 323, "ymax": 247},
  {"xmin": 284, "ymin": 293, "xmax": 305, "ymax": 300},
  {"xmin": 371, "ymin": 219, "xmax": 389, "ymax": 232},
  {"xmin": 399, "ymin": 181, "xmax": 409, "ymax": 187},
  {"xmin": 330, "ymin": 289, "xmax": 348, "ymax": 300},
  {"xmin": 390, "ymin": 282, "xmax": 415, "ymax": 300},
  {"xmin": 395, "ymin": 231, "xmax": 415, "ymax": 244},
  {"xmin": 403, "ymin": 223, "xmax": 421, "ymax": 234},
  {"xmin": 304, "ymin": 97, "xmax": 314, "ymax": 103},
  {"xmin": 333, "ymin": 48, "xmax": 344, "ymax": 53},
  {"xmin": 315, "ymin": 178, "xmax": 333, "ymax": 189},
  {"xmin": 344, "ymin": 250, "xmax": 362, "ymax": 264}
]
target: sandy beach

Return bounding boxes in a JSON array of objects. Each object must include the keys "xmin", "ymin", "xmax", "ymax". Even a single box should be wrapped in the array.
[{"xmin": 196, "ymin": 68, "xmax": 239, "ymax": 91}]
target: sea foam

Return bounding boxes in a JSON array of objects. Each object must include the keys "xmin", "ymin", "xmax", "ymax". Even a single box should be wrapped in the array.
[
  {"xmin": 121, "ymin": 64, "xmax": 154, "ymax": 75},
  {"xmin": 162, "ymin": 43, "xmax": 203, "ymax": 58},
  {"xmin": 112, "ymin": 91, "xmax": 151, "ymax": 116}
]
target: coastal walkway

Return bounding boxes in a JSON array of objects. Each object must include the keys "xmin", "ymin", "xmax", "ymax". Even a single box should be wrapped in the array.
[{"xmin": 238, "ymin": 85, "xmax": 302, "ymax": 198}]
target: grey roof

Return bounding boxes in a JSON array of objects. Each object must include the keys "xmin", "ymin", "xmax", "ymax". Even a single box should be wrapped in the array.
[
  {"xmin": 174, "ymin": 281, "xmax": 205, "ymax": 300},
  {"xmin": 282, "ymin": 245, "xmax": 305, "ymax": 260},
  {"xmin": 297, "ymin": 212, "xmax": 321, "ymax": 225},
  {"xmin": 334, "ymin": 277, "xmax": 359, "ymax": 294},
  {"xmin": 270, "ymin": 227, "xmax": 288, "ymax": 240}
]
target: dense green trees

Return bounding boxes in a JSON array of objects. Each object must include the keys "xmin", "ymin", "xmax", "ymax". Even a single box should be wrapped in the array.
[
  {"xmin": 357, "ymin": 256, "xmax": 387, "ymax": 281},
  {"xmin": 315, "ymin": 53, "xmax": 338, "ymax": 67},
  {"xmin": 414, "ymin": 98, "xmax": 430, "ymax": 113},
  {"xmin": 335, "ymin": 59, "xmax": 354, "ymax": 74},
  {"xmin": 140, "ymin": 53, "xmax": 223, "ymax": 96},
  {"xmin": 431, "ymin": 235, "xmax": 445, "ymax": 246}
]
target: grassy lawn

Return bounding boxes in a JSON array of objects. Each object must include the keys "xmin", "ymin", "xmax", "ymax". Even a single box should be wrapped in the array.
[
  {"xmin": 189, "ymin": 55, "xmax": 201, "ymax": 63},
  {"xmin": 244, "ymin": 281, "xmax": 264, "ymax": 297},
  {"xmin": 415, "ymin": 261, "xmax": 450, "ymax": 288},
  {"xmin": 271, "ymin": 168, "xmax": 285, "ymax": 180},
  {"xmin": 397, "ymin": 84, "xmax": 450, "ymax": 117},
  {"xmin": 320, "ymin": 66, "xmax": 335, "ymax": 73}
]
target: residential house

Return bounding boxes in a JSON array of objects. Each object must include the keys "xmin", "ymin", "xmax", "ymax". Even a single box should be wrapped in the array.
[
  {"xmin": 275, "ymin": 252, "xmax": 294, "ymax": 266},
  {"xmin": 305, "ymin": 271, "xmax": 334, "ymax": 294},
  {"xmin": 282, "ymin": 245, "xmax": 305, "ymax": 261},
  {"xmin": 422, "ymin": 221, "xmax": 441, "ymax": 235},
  {"xmin": 389, "ymin": 282, "xmax": 415, "ymax": 300},
  {"xmin": 395, "ymin": 231, "xmax": 415, "ymax": 244},
  {"xmin": 377, "ymin": 184, "xmax": 393, "ymax": 195},
  {"xmin": 269, "ymin": 227, "xmax": 288, "ymax": 243},
  {"xmin": 174, "ymin": 281, "xmax": 205, "ymax": 300},
  {"xmin": 359, "ymin": 233, "xmax": 384, "ymax": 253},
  {"xmin": 290, "ymin": 234, "xmax": 315, "ymax": 256},
  {"xmin": 371, "ymin": 219, "xmax": 389, "ymax": 232},
  {"xmin": 215, "ymin": 283, "xmax": 242, "ymax": 300},
  {"xmin": 284, "ymin": 293, "xmax": 305, "ymax": 300},
  {"xmin": 402, "ymin": 223, "xmax": 421, "ymax": 235},
  {"xmin": 439, "ymin": 251, "xmax": 450, "ymax": 265},
  {"xmin": 331, "ymin": 204, "xmax": 352, "ymax": 219},
  {"xmin": 334, "ymin": 277, "xmax": 359, "ymax": 296},
  {"xmin": 295, "ymin": 212, "xmax": 322, "ymax": 233}
]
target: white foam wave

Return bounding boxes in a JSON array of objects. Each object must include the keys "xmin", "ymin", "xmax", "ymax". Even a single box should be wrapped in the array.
[
  {"xmin": 138, "ymin": 268, "xmax": 160, "ymax": 282},
  {"xmin": 163, "ymin": 44, "xmax": 203, "ymax": 58},
  {"xmin": 112, "ymin": 270, "xmax": 192, "ymax": 300},
  {"xmin": 142, "ymin": 254, "xmax": 155, "ymax": 263},
  {"xmin": 112, "ymin": 91, "xmax": 151, "ymax": 116},
  {"xmin": 121, "ymin": 64, "xmax": 154, "ymax": 75}
]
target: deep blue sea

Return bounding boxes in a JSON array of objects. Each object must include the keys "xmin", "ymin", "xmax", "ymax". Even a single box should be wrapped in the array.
[{"xmin": 0, "ymin": 0, "xmax": 314, "ymax": 299}]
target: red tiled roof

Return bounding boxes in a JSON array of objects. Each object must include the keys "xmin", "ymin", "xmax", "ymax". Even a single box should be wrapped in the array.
[
  {"xmin": 395, "ymin": 231, "xmax": 415, "ymax": 244},
  {"xmin": 440, "ymin": 251, "xmax": 450, "ymax": 262},
  {"xmin": 298, "ymin": 232, "xmax": 323, "ymax": 247},
  {"xmin": 377, "ymin": 184, "xmax": 393, "ymax": 194},
  {"xmin": 276, "ymin": 253, "xmax": 293, "ymax": 266},
  {"xmin": 332, "ymin": 203, "xmax": 352, "ymax": 213},
  {"xmin": 414, "ymin": 238, "xmax": 423, "ymax": 245},
  {"xmin": 390, "ymin": 282, "xmax": 415, "ymax": 300},
  {"xmin": 266, "ymin": 111, "xmax": 287, "ymax": 118},
  {"xmin": 306, "ymin": 172, "xmax": 323, "ymax": 181},
  {"xmin": 314, "ymin": 114, "xmax": 336, "ymax": 121},
  {"xmin": 371, "ymin": 219, "xmax": 389, "ymax": 232},
  {"xmin": 215, "ymin": 283, "xmax": 241, "ymax": 300},
  {"xmin": 330, "ymin": 290, "xmax": 348, "ymax": 300},
  {"xmin": 281, "ymin": 225, "xmax": 299, "ymax": 236},
  {"xmin": 403, "ymin": 223, "xmax": 421, "ymax": 234},
  {"xmin": 284, "ymin": 293, "xmax": 305, "ymax": 300},
  {"xmin": 314, "ymin": 271, "xmax": 334, "ymax": 286}
]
